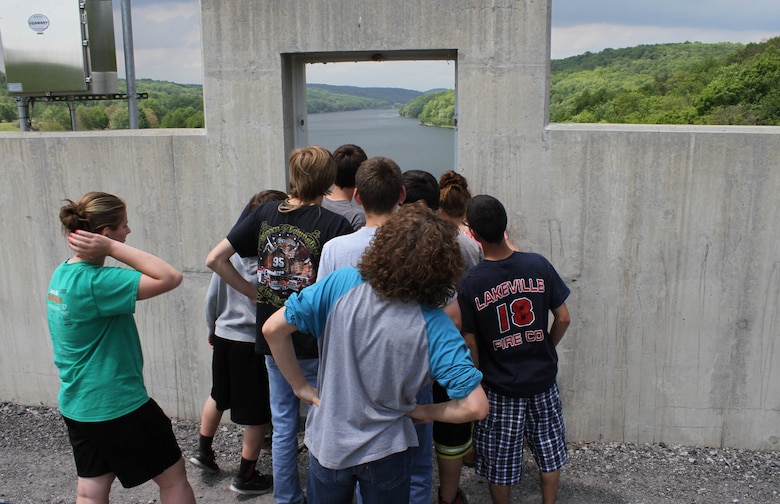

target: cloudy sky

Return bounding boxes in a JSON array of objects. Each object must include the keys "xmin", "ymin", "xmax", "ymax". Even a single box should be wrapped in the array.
[{"xmin": 3, "ymin": 1, "xmax": 778, "ymax": 91}]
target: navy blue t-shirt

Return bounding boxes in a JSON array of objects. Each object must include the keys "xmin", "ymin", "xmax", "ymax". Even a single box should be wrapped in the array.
[
  {"xmin": 227, "ymin": 201, "xmax": 353, "ymax": 357},
  {"xmin": 458, "ymin": 251, "xmax": 570, "ymax": 397}
]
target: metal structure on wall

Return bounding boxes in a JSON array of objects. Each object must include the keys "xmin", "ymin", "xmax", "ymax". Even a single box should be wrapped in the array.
[{"xmin": 0, "ymin": 0, "xmax": 143, "ymax": 130}]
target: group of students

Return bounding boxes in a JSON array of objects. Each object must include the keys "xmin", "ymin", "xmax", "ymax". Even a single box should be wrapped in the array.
[{"xmin": 46, "ymin": 142, "xmax": 571, "ymax": 504}]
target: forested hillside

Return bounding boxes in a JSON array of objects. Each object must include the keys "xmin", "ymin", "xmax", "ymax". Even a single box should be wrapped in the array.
[
  {"xmin": 550, "ymin": 38, "xmax": 780, "ymax": 124},
  {"xmin": 401, "ymin": 37, "xmax": 780, "ymax": 126},
  {"xmin": 0, "ymin": 79, "xmax": 420, "ymax": 131},
  {"xmin": 308, "ymin": 84, "xmax": 422, "ymax": 108},
  {"xmin": 399, "ymin": 90, "xmax": 455, "ymax": 127},
  {"xmin": 0, "ymin": 76, "xmax": 205, "ymax": 131}
]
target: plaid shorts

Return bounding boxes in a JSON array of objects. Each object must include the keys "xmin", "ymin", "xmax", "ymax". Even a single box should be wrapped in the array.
[{"xmin": 474, "ymin": 383, "xmax": 568, "ymax": 486}]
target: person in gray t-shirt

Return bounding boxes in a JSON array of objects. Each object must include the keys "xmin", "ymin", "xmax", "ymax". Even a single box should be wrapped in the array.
[
  {"xmin": 321, "ymin": 144, "xmax": 367, "ymax": 231},
  {"xmin": 319, "ymin": 157, "xmax": 437, "ymax": 504},
  {"xmin": 263, "ymin": 203, "xmax": 488, "ymax": 504},
  {"xmin": 318, "ymin": 156, "xmax": 405, "ymax": 280}
]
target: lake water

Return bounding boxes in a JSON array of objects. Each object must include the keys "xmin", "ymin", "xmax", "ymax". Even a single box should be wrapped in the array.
[{"xmin": 307, "ymin": 109, "xmax": 455, "ymax": 180}]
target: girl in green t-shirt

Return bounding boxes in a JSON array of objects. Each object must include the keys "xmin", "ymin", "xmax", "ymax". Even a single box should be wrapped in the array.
[{"xmin": 47, "ymin": 191, "xmax": 195, "ymax": 503}]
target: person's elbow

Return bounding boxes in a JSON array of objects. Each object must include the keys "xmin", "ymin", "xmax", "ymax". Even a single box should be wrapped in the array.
[
  {"xmin": 137, "ymin": 269, "xmax": 183, "ymax": 300},
  {"xmin": 262, "ymin": 307, "xmax": 293, "ymax": 349},
  {"xmin": 205, "ymin": 239, "xmax": 233, "ymax": 272},
  {"xmin": 465, "ymin": 385, "xmax": 489, "ymax": 421},
  {"xmin": 558, "ymin": 312, "xmax": 571, "ymax": 329},
  {"xmin": 166, "ymin": 269, "xmax": 184, "ymax": 290},
  {"xmin": 205, "ymin": 250, "xmax": 220, "ymax": 272},
  {"xmin": 554, "ymin": 303, "xmax": 571, "ymax": 327}
]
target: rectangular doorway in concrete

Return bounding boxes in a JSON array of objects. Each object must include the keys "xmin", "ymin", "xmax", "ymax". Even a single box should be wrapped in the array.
[{"xmin": 282, "ymin": 50, "xmax": 457, "ymax": 179}]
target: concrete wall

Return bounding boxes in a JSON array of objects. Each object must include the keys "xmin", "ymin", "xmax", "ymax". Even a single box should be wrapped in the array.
[{"xmin": 1, "ymin": 0, "xmax": 778, "ymax": 449}]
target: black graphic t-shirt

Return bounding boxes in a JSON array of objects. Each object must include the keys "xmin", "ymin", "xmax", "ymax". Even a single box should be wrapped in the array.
[
  {"xmin": 458, "ymin": 251, "xmax": 570, "ymax": 397},
  {"xmin": 228, "ymin": 201, "xmax": 353, "ymax": 357}
]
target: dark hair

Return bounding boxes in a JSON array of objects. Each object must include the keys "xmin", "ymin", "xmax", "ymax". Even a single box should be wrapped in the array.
[
  {"xmin": 466, "ymin": 195, "xmax": 507, "ymax": 244},
  {"xmin": 235, "ymin": 189, "xmax": 288, "ymax": 225},
  {"xmin": 439, "ymin": 170, "xmax": 471, "ymax": 219},
  {"xmin": 59, "ymin": 192, "xmax": 126, "ymax": 235},
  {"xmin": 288, "ymin": 145, "xmax": 337, "ymax": 203},
  {"xmin": 358, "ymin": 201, "xmax": 463, "ymax": 307},
  {"xmin": 355, "ymin": 157, "xmax": 403, "ymax": 215},
  {"xmin": 248, "ymin": 190, "xmax": 287, "ymax": 213},
  {"xmin": 402, "ymin": 170, "xmax": 439, "ymax": 210},
  {"xmin": 332, "ymin": 144, "xmax": 368, "ymax": 188}
]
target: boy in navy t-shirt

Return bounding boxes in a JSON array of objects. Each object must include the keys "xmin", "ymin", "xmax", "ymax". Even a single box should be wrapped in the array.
[{"xmin": 457, "ymin": 195, "xmax": 571, "ymax": 504}]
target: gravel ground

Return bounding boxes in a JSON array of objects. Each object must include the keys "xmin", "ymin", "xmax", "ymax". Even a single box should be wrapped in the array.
[{"xmin": 1, "ymin": 401, "xmax": 778, "ymax": 503}]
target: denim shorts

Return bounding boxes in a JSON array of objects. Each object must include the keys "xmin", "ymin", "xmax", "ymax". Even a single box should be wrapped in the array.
[{"xmin": 474, "ymin": 383, "xmax": 568, "ymax": 486}]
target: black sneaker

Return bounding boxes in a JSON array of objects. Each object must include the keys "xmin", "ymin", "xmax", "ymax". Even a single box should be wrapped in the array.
[
  {"xmin": 229, "ymin": 470, "xmax": 273, "ymax": 495},
  {"xmin": 189, "ymin": 449, "xmax": 220, "ymax": 473}
]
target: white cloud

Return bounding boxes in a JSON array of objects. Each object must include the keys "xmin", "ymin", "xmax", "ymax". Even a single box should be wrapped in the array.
[
  {"xmin": 116, "ymin": 47, "xmax": 203, "ymax": 84},
  {"xmin": 134, "ymin": 2, "xmax": 199, "ymax": 23},
  {"xmin": 112, "ymin": 1, "xmax": 203, "ymax": 83},
  {"xmin": 551, "ymin": 24, "xmax": 777, "ymax": 60},
  {"xmin": 306, "ymin": 60, "xmax": 455, "ymax": 92}
]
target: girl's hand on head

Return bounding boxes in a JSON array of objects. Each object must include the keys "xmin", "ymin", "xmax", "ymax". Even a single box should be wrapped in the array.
[{"xmin": 68, "ymin": 230, "xmax": 114, "ymax": 260}]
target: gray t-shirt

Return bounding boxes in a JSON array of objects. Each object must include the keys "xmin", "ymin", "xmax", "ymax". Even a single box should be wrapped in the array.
[
  {"xmin": 284, "ymin": 267, "xmax": 483, "ymax": 470},
  {"xmin": 204, "ymin": 254, "xmax": 257, "ymax": 343},
  {"xmin": 457, "ymin": 231, "xmax": 483, "ymax": 269},
  {"xmin": 321, "ymin": 197, "xmax": 366, "ymax": 231},
  {"xmin": 317, "ymin": 226, "xmax": 376, "ymax": 281}
]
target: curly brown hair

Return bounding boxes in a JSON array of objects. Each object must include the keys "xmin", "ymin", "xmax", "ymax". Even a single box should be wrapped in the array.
[{"xmin": 358, "ymin": 201, "xmax": 464, "ymax": 307}]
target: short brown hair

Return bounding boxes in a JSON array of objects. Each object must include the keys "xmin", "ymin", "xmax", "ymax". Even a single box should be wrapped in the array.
[
  {"xmin": 288, "ymin": 145, "xmax": 337, "ymax": 203},
  {"xmin": 355, "ymin": 156, "xmax": 403, "ymax": 215},
  {"xmin": 59, "ymin": 192, "xmax": 126, "ymax": 235},
  {"xmin": 358, "ymin": 201, "xmax": 464, "ymax": 307}
]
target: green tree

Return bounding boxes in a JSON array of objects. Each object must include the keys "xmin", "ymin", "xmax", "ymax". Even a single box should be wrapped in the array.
[
  {"xmin": 0, "ymin": 102, "xmax": 17, "ymax": 122},
  {"xmin": 695, "ymin": 45, "xmax": 780, "ymax": 124},
  {"xmin": 160, "ymin": 106, "xmax": 201, "ymax": 128},
  {"xmin": 184, "ymin": 110, "xmax": 204, "ymax": 128},
  {"xmin": 36, "ymin": 104, "xmax": 70, "ymax": 131},
  {"xmin": 140, "ymin": 106, "xmax": 160, "ymax": 129},
  {"xmin": 74, "ymin": 105, "xmax": 109, "ymax": 130},
  {"xmin": 399, "ymin": 91, "xmax": 448, "ymax": 118},
  {"xmin": 418, "ymin": 90, "xmax": 455, "ymax": 127},
  {"xmin": 109, "ymin": 107, "xmax": 129, "ymax": 129}
]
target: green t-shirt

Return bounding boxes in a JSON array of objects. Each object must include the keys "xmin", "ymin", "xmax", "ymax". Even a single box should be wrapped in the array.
[{"xmin": 47, "ymin": 260, "xmax": 147, "ymax": 422}]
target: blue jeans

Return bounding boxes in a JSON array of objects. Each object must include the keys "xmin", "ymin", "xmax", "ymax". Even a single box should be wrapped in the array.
[
  {"xmin": 308, "ymin": 449, "xmax": 412, "ymax": 504},
  {"xmin": 410, "ymin": 384, "xmax": 433, "ymax": 504},
  {"xmin": 356, "ymin": 384, "xmax": 433, "ymax": 504},
  {"xmin": 265, "ymin": 355, "xmax": 319, "ymax": 504}
]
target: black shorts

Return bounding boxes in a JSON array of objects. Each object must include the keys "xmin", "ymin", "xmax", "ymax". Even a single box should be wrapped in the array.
[
  {"xmin": 432, "ymin": 381, "xmax": 473, "ymax": 458},
  {"xmin": 63, "ymin": 398, "xmax": 182, "ymax": 488},
  {"xmin": 211, "ymin": 335, "xmax": 271, "ymax": 425}
]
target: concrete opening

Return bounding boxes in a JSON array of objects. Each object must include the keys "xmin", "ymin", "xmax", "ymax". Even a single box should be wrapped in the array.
[{"xmin": 282, "ymin": 50, "xmax": 457, "ymax": 177}]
